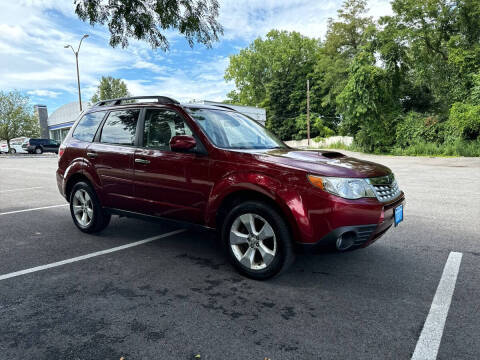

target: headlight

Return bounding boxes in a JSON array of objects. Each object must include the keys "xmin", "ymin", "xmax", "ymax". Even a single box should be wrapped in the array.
[{"xmin": 307, "ymin": 175, "xmax": 376, "ymax": 199}]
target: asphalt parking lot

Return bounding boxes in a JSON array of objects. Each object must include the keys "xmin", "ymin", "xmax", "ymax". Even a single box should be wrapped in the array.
[{"xmin": 0, "ymin": 153, "xmax": 479, "ymax": 360}]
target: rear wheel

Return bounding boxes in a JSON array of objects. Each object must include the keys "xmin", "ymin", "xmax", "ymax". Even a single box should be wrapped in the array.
[
  {"xmin": 70, "ymin": 182, "xmax": 111, "ymax": 233},
  {"xmin": 35, "ymin": 147, "xmax": 43, "ymax": 154},
  {"xmin": 221, "ymin": 201, "xmax": 294, "ymax": 280},
  {"xmin": 9, "ymin": 148, "xmax": 16, "ymax": 154}
]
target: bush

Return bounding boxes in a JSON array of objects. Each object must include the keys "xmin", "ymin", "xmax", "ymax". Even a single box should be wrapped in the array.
[
  {"xmin": 395, "ymin": 112, "xmax": 443, "ymax": 147},
  {"xmin": 391, "ymin": 140, "xmax": 480, "ymax": 157},
  {"xmin": 445, "ymin": 103, "xmax": 480, "ymax": 142}
]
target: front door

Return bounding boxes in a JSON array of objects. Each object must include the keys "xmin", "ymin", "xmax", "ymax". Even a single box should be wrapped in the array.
[
  {"xmin": 133, "ymin": 108, "xmax": 212, "ymax": 224},
  {"xmin": 87, "ymin": 108, "xmax": 140, "ymax": 210}
]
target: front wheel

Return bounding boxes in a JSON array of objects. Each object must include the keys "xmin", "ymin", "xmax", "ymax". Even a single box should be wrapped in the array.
[
  {"xmin": 9, "ymin": 148, "xmax": 16, "ymax": 154},
  {"xmin": 221, "ymin": 201, "xmax": 294, "ymax": 280},
  {"xmin": 70, "ymin": 182, "xmax": 111, "ymax": 233},
  {"xmin": 35, "ymin": 147, "xmax": 43, "ymax": 154}
]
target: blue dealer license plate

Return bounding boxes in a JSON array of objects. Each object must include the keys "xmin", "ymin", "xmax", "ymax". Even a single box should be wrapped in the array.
[{"xmin": 394, "ymin": 205, "xmax": 403, "ymax": 226}]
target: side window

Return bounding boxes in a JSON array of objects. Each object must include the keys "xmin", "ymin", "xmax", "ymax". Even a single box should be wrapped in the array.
[
  {"xmin": 73, "ymin": 112, "xmax": 106, "ymax": 142},
  {"xmin": 143, "ymin": 109, "xmax": 193, "ymax": 150},
  {"xmin": 100, "ymin": 109, "xmax": 140, "ymax": 145}
]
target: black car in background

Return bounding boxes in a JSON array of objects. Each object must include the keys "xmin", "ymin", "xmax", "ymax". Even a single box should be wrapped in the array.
[{"xmin": 22, "ymin": 139, "xmax": 60, "ymax": 154}]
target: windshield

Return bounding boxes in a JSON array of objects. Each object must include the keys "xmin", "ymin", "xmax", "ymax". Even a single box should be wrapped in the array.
[{"xmin": 186, "ymin": 108, "xmax": 286, "ymax": 150}]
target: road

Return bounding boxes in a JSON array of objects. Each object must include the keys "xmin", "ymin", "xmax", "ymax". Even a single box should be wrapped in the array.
[{"xmin": 0, "ymin": 153, "xmax": 479, "ymax": 359}]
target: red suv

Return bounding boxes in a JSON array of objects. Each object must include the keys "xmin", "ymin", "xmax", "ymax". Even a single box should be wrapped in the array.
[{"xmin": 57, "ymin": 96, "xmax": 405, "ymax": 279}]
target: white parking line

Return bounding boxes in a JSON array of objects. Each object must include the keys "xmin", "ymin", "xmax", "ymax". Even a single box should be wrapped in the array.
[
  {"xmin": 0, "ymin": 167, "xmax": 55, "ymax": 175},
  {"xmin": 411, "ymin": 251, "xmax": 463, "ymax": 360},
  {"xmin": 0, "ymin": 229, "xmax": 186, "ymax": 282},
  {"xmin": 0, "ymin": 204, "xmax": 68, "ymax": 216},
  {"xmin": 0, "ymin": 186, "xmax": 43, "ymax": 193}
]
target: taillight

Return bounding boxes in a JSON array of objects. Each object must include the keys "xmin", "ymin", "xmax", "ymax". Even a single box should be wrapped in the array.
[{"xmin": 58, "ymin": 145, "xmax": 65, "ymax": 158}]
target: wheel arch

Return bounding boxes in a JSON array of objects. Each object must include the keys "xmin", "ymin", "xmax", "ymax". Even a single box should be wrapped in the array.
[
  {"xmin": 65, "ymin": 173, "xmax": 94, "ymax": 202},
  {"xmin": 212, "ymin": 188, "xmax": 302, "ymax": 243}
]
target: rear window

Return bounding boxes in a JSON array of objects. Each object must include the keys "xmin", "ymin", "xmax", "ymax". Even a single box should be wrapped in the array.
[
  {"xmin": 100, "ymin": 109, "xmax": 140, "ymax": 145},
  {"xmin": 73, "ymin": 112, "xmax": 106, "ymax": 142}
]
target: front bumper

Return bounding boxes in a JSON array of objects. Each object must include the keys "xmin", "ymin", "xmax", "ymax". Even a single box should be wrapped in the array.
[{"xmin": 296, "ymin": 194, "xmax": 405, "ymax": 252}]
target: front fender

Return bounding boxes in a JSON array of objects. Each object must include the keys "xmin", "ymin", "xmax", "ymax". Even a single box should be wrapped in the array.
[{"xmin": 205, "ymin": 172, "xmax": 315, "ymax": 243}]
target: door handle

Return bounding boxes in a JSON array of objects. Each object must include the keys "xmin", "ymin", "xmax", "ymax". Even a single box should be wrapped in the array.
[
  {"xmin": 135, "ymin": 158, "xmax": 150, "ymax": 164},
  {"xmin": 86, "ymin": 152, "xmax": 97, "ymax": 158}
]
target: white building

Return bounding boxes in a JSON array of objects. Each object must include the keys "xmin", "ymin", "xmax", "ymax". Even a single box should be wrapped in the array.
[{"xmin": 47, "ymin": 102, "xmax": 83, "ymax": 141}]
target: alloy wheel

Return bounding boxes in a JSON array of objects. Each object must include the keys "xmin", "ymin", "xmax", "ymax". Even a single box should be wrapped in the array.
[
  {"xmin": 72, "ymin": 189, "xmax": 93, "ymax": 227},
  {"xmin": 229, "ymin": 213, "xmax": 277, "ymax": 270}
]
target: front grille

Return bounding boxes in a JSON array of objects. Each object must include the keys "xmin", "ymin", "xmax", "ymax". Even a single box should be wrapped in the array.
[{"xmin": 368, "ymin": 174, "xmax": 401, "ymax": 202}]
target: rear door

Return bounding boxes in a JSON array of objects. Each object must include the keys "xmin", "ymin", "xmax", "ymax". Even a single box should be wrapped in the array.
[
  {"xmin": 87, "ymin": 108, "xmax": 141, "ymax": 210},
  {"xmin": 44, "ymin": 139, "xmax": 59, "ymax": 152},
  {"xmin": 133, "ymin": 108, "xmax": 212, "ymax": 224}
]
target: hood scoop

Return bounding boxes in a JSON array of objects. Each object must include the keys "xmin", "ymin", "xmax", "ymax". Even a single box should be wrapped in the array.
[{"xmin": 320, "ymin": 151, "xmax": 345, "ymax": 159}]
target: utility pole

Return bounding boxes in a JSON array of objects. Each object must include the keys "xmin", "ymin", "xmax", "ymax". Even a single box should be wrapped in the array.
[
  {"xmin": 65, "ymin": 34, "xmax": 89, "ymax": 112},
  {"xmin": 307, "ymin": 79, "xmax": 310, "ymax": 146}
]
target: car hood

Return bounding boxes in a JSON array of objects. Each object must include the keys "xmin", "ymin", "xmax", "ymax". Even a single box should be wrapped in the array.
[{"xmin": 254, "ymin": 148, "xmax": 391, "ymax": 178}]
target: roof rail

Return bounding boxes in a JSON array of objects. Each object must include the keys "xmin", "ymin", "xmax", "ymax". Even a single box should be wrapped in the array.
[
  {"xmin": 93, "ymin": 96, "xmax": 180, "ymax": 107},
  {"xmin": 212, "ymin": 104, "xmax": 236, "ymax": 111}
]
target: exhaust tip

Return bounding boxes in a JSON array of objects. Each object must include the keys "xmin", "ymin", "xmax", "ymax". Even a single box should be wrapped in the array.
[{"xmin": 336, "ymin": 231, "xmax": 356, "ymax": 251}]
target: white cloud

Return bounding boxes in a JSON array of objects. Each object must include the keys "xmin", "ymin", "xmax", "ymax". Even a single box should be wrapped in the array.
[
  {"xmin": 132, "ymin": 60, "xmax": 167, "ymax": 73},
  {"xmin": 124, "ymin": 55, "xmax": 233, "ymax": 103},
  {"xmin": 218, "ymin": 0, "xmax": 338, "ymax": 41},
  {"xmin": 218, "ymin": 0, "xmax": 392, "ymax": 41},
  {"xmin": 27, "ymin": 89, "xmax": 61, "ymax": 98}
]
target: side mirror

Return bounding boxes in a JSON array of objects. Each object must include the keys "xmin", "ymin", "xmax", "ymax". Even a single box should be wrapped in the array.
[{"xmin": 170, "ymin": 135, "xmax": 196, "ymax": 152}]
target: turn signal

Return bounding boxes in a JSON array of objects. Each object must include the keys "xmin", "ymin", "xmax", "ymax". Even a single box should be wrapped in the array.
[{"xmin": 307, "ymin": 175, "xmax": 324, "ymax": 190}]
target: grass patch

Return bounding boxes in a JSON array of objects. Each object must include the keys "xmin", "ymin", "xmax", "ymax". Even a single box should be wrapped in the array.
[
  {"xmin": 391, "ymin": 140, "xmax": 480, "ymax": 157},
  {"xmin": 316, "ymin": 140, "xmax": 480, "ymax": 157}
]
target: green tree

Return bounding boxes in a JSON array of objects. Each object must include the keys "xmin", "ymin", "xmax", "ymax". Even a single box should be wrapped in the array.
[
  {"xmin": 310, "ymin": 0, "xmax": 375, "ymax": 127},
  {"xmin": 294, "ymin": 113, "xmax": 335, "ymax": 140},
  {"xmin": 337, "ymin": 51, "xmax": 398, "ymax": 151},
  {"xmin": 74, "ymin": 0, "xmax": 223, "ymax": 50},
  {"xmin": 225, "ymin": 30, "xmax": 321, "ymax": 140},
  {"xmin": 0, "ymin": 91, "xmax": 39, "ymax": 149},
  {"xmin": 323, "ymin": 0, "xmax": 374, "ymax": 58},
  {"xmin": 91, "ymin": 76, "xmax": 131, "ymax": 103},
  {"xmin": 386, "ymin": 0, "xmax": 480, "ymax": 115}
]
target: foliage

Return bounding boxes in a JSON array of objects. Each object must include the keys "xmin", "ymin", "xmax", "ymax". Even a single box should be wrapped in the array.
[
  {"xmin": 395, "ymin": 112, "xmax": 443, "ymax": 147},
  {"xmin": 293, "ymin": 114, "xmax": 335, "ymax": 140},
  {"xmin": 91, "ymin": 76, "xmax": 130, "ymax": 103},
  {"xmin": 74, "ymin": 0, "xmax": 223, "ymax": 50},
  {"xmin": 391, "ymin": 140, "xmax": 480, "ymax": 157},
  {"xmin": 225, "ymin": 30, "xmax": 320, "ymax": 139},
  {"xmin": 0, "ymin": 91, "xmax": 39, "ymax": 146},
  {"xmin": 336, "ymin": 51, "xmax": 398, "ymax": 152},
  {"xmin": 445, "ymin": 102, "xmax": 480, "ymax": 142},
  {"xmin": 224, "ymin": 0, "xmax": 480, "ymax": 155}
]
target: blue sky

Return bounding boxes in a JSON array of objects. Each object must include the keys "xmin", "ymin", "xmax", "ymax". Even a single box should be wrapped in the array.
[{"xmin": 0, "ymin": 0, "xmax": 392, "ymax": 114}]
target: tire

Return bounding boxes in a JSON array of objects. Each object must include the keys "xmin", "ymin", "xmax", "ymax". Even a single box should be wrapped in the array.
[
  {"xmin": 35, "ymin": 147, "xmax": 43, "ymax": 154},
  {"xmin": 9, "ymin": 148, "xmax": 16, "ymax": 154},
  {"xmin": 69, "ymin": 181, "xmax": 111, "ymax": 233},
  {"xmin": 221, "ymin": 200, "xmax": 295, "ymax": 280}
]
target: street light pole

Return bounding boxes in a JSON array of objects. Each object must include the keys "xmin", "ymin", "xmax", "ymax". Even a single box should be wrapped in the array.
[
  {"xmin": 307, "ymin": 79, "xmax": 310, "ymax": 146},
  {"xmin": 65, "ymin": 34, "xmax": 89, "ymax": 112}
]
